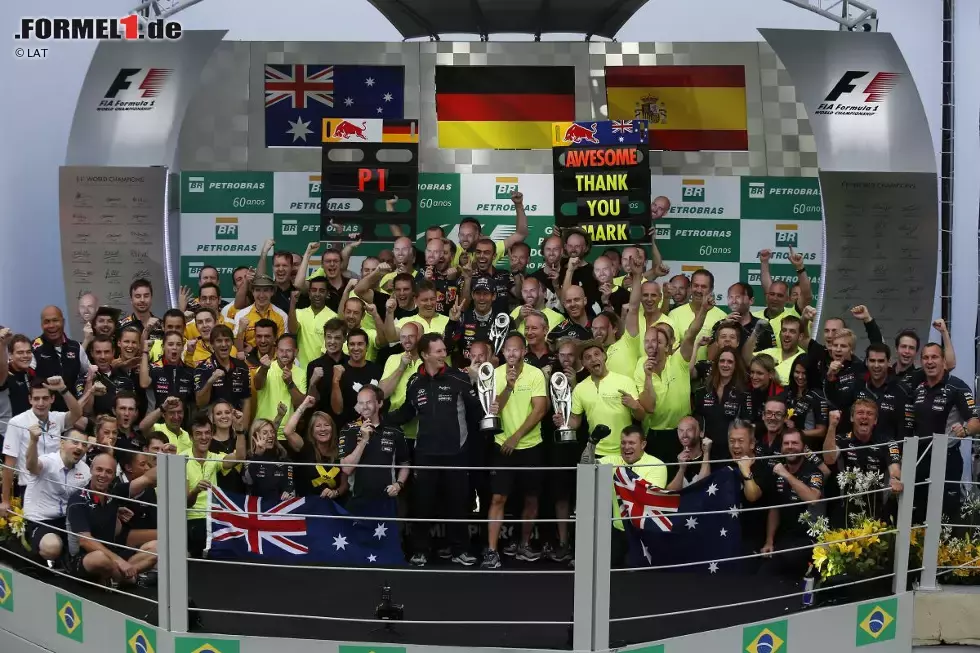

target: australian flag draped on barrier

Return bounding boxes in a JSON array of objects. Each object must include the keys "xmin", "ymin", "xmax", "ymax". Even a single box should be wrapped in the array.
[
  {"xmin": 206, "ymin": 488, "xmax": 405, "ymax": 566},
  {"xmin": 615, "ymin": 467, "xmax": 743, "ymax": 572}
]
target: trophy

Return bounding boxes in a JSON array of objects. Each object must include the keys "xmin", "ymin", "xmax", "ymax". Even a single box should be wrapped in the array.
[
  {"xmin": 477, "ymin": 362, "xmax": 502, "ymax": 435},
  {"xmin": 550, "ymin": 373, "xmax": 575, "ymax": 443},
  {"xmin": 489, "ymin": 313, "xmax": 510, "ymax": 356}
]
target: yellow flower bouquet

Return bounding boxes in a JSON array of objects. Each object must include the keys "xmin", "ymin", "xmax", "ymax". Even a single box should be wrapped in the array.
[
  {"xmin": 0, "ymin": 497, "xmax": 26, "ymax": 542},
  {"xmin": 803, "ymin": 513, "xmax": 892, "ymax": 581}
]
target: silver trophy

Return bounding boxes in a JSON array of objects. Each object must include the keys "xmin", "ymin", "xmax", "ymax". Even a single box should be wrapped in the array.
[
  {"xmin": 477, "ymin": 362, "xmax": 502, "ymax": 435},
  {"xmin": 489, "ymin": 313, "xmax": 510, "ymax": 356},
  {"xmin": 550, "ymin": 373, "xmax": 575, "ymax": 443}
]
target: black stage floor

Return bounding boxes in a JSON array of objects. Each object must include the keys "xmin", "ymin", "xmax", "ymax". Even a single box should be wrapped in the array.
[{"xmin": 1, "ymin": 544, "xmax": 825, "ymax": 649}]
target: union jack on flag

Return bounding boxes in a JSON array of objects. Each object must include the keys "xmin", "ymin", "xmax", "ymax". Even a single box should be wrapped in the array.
[
  {"xmin": 613, "ymin": 466, "xmax": 679, "ymax": 532},
  {"xmin": 210, "ymin": 487, "xmax": 309, "ymax": 555},
  {"xmin": 611, "ymin": 120, "xmax": 635, "ymax": 134},
  {"xmin": 265, "ymin": 64, "xmax": 335, "ymax": 110}
]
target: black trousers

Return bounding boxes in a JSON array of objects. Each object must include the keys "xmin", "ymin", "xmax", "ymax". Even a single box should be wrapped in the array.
[
  {"xmin": 411, "ymin": 450, "xmax": 470, "ymax": 556},
  {"xmin": 913, "ymin": 444, "xmax": 965, "ymax": 525}
]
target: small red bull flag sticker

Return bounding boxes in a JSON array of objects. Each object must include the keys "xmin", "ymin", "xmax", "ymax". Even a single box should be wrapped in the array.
[{"xmin": 321, "ymin": 119, "xmax": 418, "ymax": 144}]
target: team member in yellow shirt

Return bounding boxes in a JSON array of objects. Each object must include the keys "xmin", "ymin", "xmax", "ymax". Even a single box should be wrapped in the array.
[
  {"xmin": 136, "ymin": 396, "xmax": 193, "ymax": 455},
  {"xmin": 747, "ymin": 315, "xmax": 807, "ymax": 385},
  {"xmin": 636, "ymin": 295, "xmax": 705, "ymax": 462},
  {"xmin": 753, "ymin": 248, "xmax": 813, "ymax": 342},
  {"xmin": 558, "ymin": 341, "xmax": 646, "ymax": 458},
  {"xmin": 185, "ymin": 283, "xmax": 234, "ymax": 341},
  {"xmin": 667, "ymin": 269, "xmax": 727, "ymax": 360},
  {"xmin": 184, "ymin": 307, "xmax": 238, "ymax": 366},
  {"xmin": 593, "ymin": 261, "xmax": 643, "ymax": 377},
  {"xmin": 510, "ymin": 277, "xmax": 564, "ymax": 335},
  {"xmin": 379, "ymin": 322, "xmax": 422, "ymax": 442},
  {"xmin": 390, "ymin": 282, "xmax": 451, "ymax": 340},
  {"xmin": 254, "ymin": 334, "xmax": 307, "ymax": 439},
  {"xmin": 234, "ymin": 274, "xmax": 287, "ymax": 350},
  {"xmin": 481, "ymin": 333, "xmax": 549, "ymax": 568},
  {"xmin": 289, "ymin": 276, "xmax": 338, "ymax": 368},
  {"xmin": 600, "ymin": 425, "xmax": 667, "ymax": 566},
  {"xmin": 185, "ymin": 413, "xmax": 245, "ymax": 558},
  {"xmin": 451, "ymin": 191, "xmax": 529, "ymax": 267}
]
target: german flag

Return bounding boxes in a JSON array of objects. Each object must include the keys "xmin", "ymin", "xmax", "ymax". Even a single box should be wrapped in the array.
[
  {"xmin": 435, "ymin": 65, "xmax": 576, "ymax": 150},
  {"xmin": 605, "ymin": 66, "xmax": 748, "ymax": 151}
]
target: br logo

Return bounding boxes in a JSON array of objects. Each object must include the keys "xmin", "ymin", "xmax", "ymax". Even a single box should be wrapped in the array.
[
  {"xmin": 215, "ymin": 217, "xmax": 239, "ymax": 240},
  {"xmin": 775, "ymin": 224, "xmax": 798, "ymax": 248}
]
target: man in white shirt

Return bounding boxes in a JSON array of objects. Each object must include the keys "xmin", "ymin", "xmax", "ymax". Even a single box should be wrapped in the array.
[
  {"xmin": 23, "ymin": 425, "xmax": 90, "ymax": 562},
  {"xmin": 1, "ymin": 376, "xmax": 87, "ymax": 517}
]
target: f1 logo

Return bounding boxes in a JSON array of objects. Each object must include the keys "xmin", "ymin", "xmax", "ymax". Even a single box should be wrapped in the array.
[
  {"xmin": 824, "ymin": 71, "xmax": 900, "ymax": 103},
  {"xmin": 105, "ymin": 68, "xmax": 141, "ymax": 98},
  {"xmin": 104, "ymin": 68, "xmax": 172, "ymax": 99}
]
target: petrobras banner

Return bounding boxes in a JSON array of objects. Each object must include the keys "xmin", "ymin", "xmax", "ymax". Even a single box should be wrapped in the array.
[
  {"xmin": 60, "ymin": 166, "xmax": 169, "ymax": 338},
  {"xmin": 179, "ymin": 171, "xmax": 823, "ymax": 307}
]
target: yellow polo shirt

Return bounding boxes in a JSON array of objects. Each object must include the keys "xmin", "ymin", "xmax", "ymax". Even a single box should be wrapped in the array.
[
  {"xmin": 453, "ymin": 240, "xmax": 505, "ymax": 267},
  {"xmin": 571, "ymin": 371, "xmax": 639, "ymax": 457},
  {"xmin": 638, "ymin": 310, "xmax": 671, "ymax": 336},
  {"xmin": 235, "ymin": 303, "xmax": 288, "ymax": 349},
  {"xmin": 153, "ymin": 423, "xmax": 192, "ymax": 456},
  {"xmin": 397, "ymin": 313, "xmax": 450, "ymax": 336},
  {"xmin": 342, "ymin": 326, "xmax": 379, "ymax": 362},
  {"xmin": 186, "ymin": 451, "xmax": 228, "ymax": 520},
  {"xmin": 668, "ymin": 303, "xmax": 727, "ymax": 360},
  {"xmin": 295, "ymin": 305, "xmax": 338, "ymax": 368},
  {"xmin": 510, "ymin": 306, "xmax": 564, "ymax": 335},
  {"xmin": 752, "ymin": 306, "xmax": 802, "ymax": 346},
  {"xmin": 494, "ymin": 363, "xmax": 547, "ymax": 449},
  {"xmin": 184, "ymin": 340, "xmax": 238, "ymax": 367},
  {"xmin": 606, "ymin": 331, "xmax": 642, "ymax": 378},
  {"xmin": 255, "ymin": 360, "xmax": 307, "ymax": 439},
  {"xmin": 601, "ymin": 452, "xmax": 669, "ymax": 531},
  {"xmin": 382, "ymin": 355, "xmax": 418, "ymax": 439},
  {"xmin": 185, "ymin": 317, "xmax": 235, "ymax": 341},
  {"xmin": 634, "ymin": 350, "xmax": 691, "ymax": 432},
  {"xmin": 758, "ymin": 346, "xmax": 806, "ymax": 385}
]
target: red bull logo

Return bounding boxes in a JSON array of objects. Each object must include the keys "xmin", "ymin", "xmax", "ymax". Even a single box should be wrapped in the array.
[
  {"xmin": 563, "ymin": 122, "xmax": 599, "ymax": 144},
  {"xmin": 332, "ymin": 120, "xmax": 368, "ymax": 140}
]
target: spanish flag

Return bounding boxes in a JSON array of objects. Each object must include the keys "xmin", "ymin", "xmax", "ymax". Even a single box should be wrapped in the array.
[
  {"xmin": 435, "ymin": 65, "xmax": 576, "ymax": 150},
  {"xmin": 605, "ymin": 66, "xmax": 748, "ymax": 151}
]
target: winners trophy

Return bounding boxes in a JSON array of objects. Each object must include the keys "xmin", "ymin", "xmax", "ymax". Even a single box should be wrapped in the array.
[
  {"xmin": 489, "ymin": 313, "xmax": 510, "ymax": 356},
  {"xmin": 477, "ymin": 362, "xmax": 502, "ymax": 435},
  {"xmin": 550, "ymin": 373, "xmax": 575, "ymax": 443}
]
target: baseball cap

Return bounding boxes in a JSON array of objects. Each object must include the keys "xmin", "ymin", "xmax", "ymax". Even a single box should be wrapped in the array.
[
  {"xmin": 252, "ymin": 273, "xmax": 275, "ymax": 288},
  {"xmin": 472, "ymin": 275, "xmax": 495, "ymax": 294}
]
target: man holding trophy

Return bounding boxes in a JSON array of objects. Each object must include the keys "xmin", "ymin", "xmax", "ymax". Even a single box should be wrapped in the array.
[
  {"xmin": 448, "ymin": 275, "xmax": 513, "ymax": 368},
  {"xmin": 480, "ymin": 332, "xmax": 549, "ymax": 569}
]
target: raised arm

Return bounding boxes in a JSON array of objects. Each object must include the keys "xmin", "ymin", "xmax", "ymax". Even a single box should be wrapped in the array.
[
  {"xmin": 256, "ymin": 238, "xmax": 274, "ymax": 278},
  {"xmin": 293, "ymin": 241, "xmax": 320, "ymax": 293},
  {"xmin": 503, "ymin": 191, "xmax": 530, "ymax": 251}
]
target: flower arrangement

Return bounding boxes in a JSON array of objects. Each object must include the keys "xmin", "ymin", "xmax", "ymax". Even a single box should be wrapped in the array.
[
  {"xmin": 911, "ymin": 494, "xmax": 980, "ymax": 584},
  {"xmin": 0, "ymin": 498, "xmax": 26, "ymax": 542},
  {"xmin": 800, "ymin": 469, "xmax": 892, "ymax": 581}
]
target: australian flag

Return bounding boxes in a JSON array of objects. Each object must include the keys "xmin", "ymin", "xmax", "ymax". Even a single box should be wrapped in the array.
[
  {"xmin": 615, "ymin": 467, "xmax": 743, "ymax": 573},
  {"xmin": 264, "ymin": 64, "xmax": 405, "ymax": 147},
  {"xmin": 206, "ymin": 488, "xmax": 404, "ymax": 566}
]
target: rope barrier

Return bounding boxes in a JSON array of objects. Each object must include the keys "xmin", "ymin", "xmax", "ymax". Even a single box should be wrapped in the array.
[
  {"xmin": 16, "ymin": 516, "xmax": 158, "ymax": 557},
  {"xmin": 0, "ymin": 544, "xmax": 158, "ymax": 604},
  {"xmin": 194, "ymin": 505, "xmax": 572, "ymax": 524},
  {"xmin": 608, "ymin": 571, "xmax": 895, "ymax": 622},
  {"xmin": 611, "ymin": 527, "xmax": 899, "ymax": 573},
  {"xmin": 0, "ymin": 461, "xmax": 158, "ymax": 508},
  {"xmin": 191, "ymin": 556, "xmax": 574, "ymax": 575},
  {"xmin": 188, "ymin": 605, "xmax": 573, "ymax": 626}
]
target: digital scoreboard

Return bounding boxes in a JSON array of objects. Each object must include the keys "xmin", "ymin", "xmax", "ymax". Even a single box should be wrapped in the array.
[
  {"xmin": 320, "ymin": 118, "xmax": 419, "ymax": 242},
  {"xmin": 552, "ymin": 120, "xmax": 650, "ymax": 245}
]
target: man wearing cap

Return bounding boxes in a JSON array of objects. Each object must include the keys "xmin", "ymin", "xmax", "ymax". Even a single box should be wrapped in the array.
[
  {"xmin": 233, "ymin": 274, "xmax": 288, "ymax": 350},
  {"xmin": 471, "ymin": 238, "xmax": 514, "ymax": 315},
  {"xmin": 448, "ymin": 275, "xmax": 512, "ymax": 368}
]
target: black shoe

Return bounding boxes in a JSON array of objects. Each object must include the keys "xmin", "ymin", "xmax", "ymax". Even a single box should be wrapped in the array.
[{"xmin": 481, "ymin": 549, "xmax": 502, "ymax": 569}]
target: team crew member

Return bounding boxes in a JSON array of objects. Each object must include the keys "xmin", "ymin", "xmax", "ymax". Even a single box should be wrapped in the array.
[
  {"xmin": 185, "ymin": 414, "xmax": 245, "ymax": 558},
  {"xmin": 22, "ymin": 426, "xmax": 91, "ymax": 563},
  {"xmin": 285, "ymin": 397, "xmax": 348, "ymax": 500},
  {"xmin": 331, "ymin": 329, "xmax": 382, "ymax": 427},
  {"xmin": 194, "ymin": 325, "xmax": 252, "ymax": 411},
  {"xmin": 83, "ymin": 335, "xmax": 136, "ymax": 418},
  {"xmin": 255, "ymin": 334, "xmax": 307, "ymax": 438},
  {"xmin": 841, "ymin": 343, "xmax": 912, "ymax": 442},
  {"xmin": 511, "ymin": 277, "xmax": 564, "ymax": 336},
  {"xmin": 593, "ymin": 262, "xmax": 643, "ymax": 378},
  {"xmin": 725, "ymin": 421, "xmax": 769, "ymax": 556},
  {"xmin": 141, "ymin": 331, "xmax": 195, "ymax": 412},
  {"xmin": 391, "ymin": 282, "xmax": 452, "ymax": 342},
  {"xmin": 482, "ymin": 333, "xmax": 549, "ymax": 569},
  {"xmin": 601, "ymin": 426, "xmax": 667, "ymax": 567},
  {"xmin": 242, "ymin": 419, "xmax": 295, "ymax": 500},
  {"xmin": 909, "ymin": 342, "xmax": 980, "ymax": 521},
  {"xmin": 716, "ymin": 283, "xmax": 762, "ymax": 347},
  {"xmin": 33, "ymin": 306, "xmax": 89, "ymax": 412},
  {"xmin": 2, "ymin": 377, "xmax": 86, "ymax": 515},
  {"xmin": 549, "ymin": 286, "xmax": 592, "ymax": 341},
  {"xmin": 184, "ymin": 283, "xmax": 234, "ymax": 341},
  {"xmin": 667, "ymin": 269, "xmax": 727, "ymax": 360},
  {"xmin": 305, "ymin": 318, "xmax": 348, "ymax": 416},
  {"xmin": 6, "ymin": 333, "xmax": 33, "ymax": 417},
  {"xmin": 234, "ymin": 274, "xmax": 288, "ymax": 350},
  {"xmin": 289, "ymin": 277, "xmax": 338, "ymax": 368},
  {"xmin": 339, "ymin": 386, "xmax": 410, "ymax": 515},
  {"xmin": 245, "ymin": 319, "xmax": 279, "ymax": 382},
  {"xmin": 66, "ymin": 453, "xmax": 159, "ymax": 585},
  {"xmin": 637, "ymin": 301, "xmax": 704, "ymax": 462},
  {"xmin": 692, "ymin": 346, "xmax": 752, "ymax": 463},
  {"xmin": 116, "ymin": 278, "xmax": 159, "ymax": 338},
  {"xmin": 386, "ymin": 333, "xmax": 484, "ymax": 567},
  {"xmin": 559, "ymin": 340, "xmax": 645, "ymax": 457},
  {"xmin": 823, "ymin": 401, "xmax": 902, "ymax": 523},
  {"xmin": 446, "ymin": 191, "xmax": 528, "ymax": 267},
  {"xmin": 761, "ymin": 430, "xmax": 824, "ymax": 576},
  {"xmin": 799, "ymin": 306, "xmax": 882, "ymax": 389},
  {"xmin": 746, "ymin": 315, "xmax": 806, "ymax": 385},
  {"xmin": 379, "ymin": 322, "xmax": 421, "ymax": 441},
  {"xmin": 783, "ymin": 355, "xmax": 828, "ymax": 448},
  {"xmin": 753, "ymin": 248, "xmax": 812, "ymax": 332},
  {"xmin": 448, "ymin": 274, "xmax": 510, "ymax": 368},
  {"xmin": 666, "ymin": 417, "xmax": 712, "ymax": 490}
]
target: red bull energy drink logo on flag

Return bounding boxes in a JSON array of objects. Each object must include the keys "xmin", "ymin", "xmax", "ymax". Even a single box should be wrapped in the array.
[
  {"xmin": 552, "ymin": 120, "xmax": 648, "ymax": 146},
  {"xmin": 321, "ymin": 118, "xmax": 419, "ymax": 144}
]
